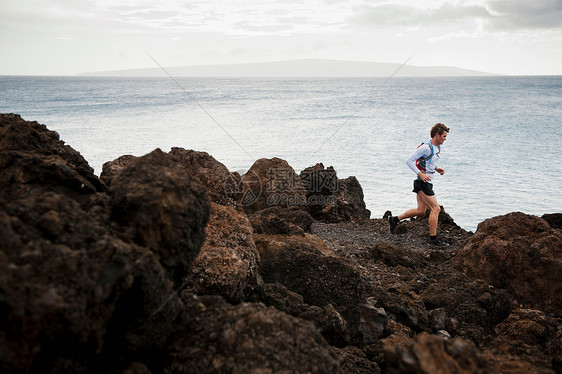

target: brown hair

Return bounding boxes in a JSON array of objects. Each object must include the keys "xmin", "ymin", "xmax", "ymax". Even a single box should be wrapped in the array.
[{"xmin": 431, "ymin": 123, "xmax": 450, "ymax": 138}]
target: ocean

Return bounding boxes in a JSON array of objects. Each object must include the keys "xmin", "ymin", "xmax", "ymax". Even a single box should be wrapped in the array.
[{"xmin": 1, "ymin": 75, "xmax": 561, "ymax": 232}]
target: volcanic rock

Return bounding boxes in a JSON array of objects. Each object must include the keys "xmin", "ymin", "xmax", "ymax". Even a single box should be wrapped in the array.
[
  {"xmin": 239, "ymin": 157, "xmax": 307, "ymax": 214},
  {"xmin": 542, "ymin": 213, "xmax": 562, "ymax": 230},
  {"xmin": 300, "ymin": 163, "xmax": 371, "ymax": 222},
  {"xmin": 452, "ymin": 212, "xmax": 562, "ymax": 314},
  {"xmin": 109, "ymin": 149, "xmax": 210, "ymax": 287},
  {"xmin": 169, "ymin": 147, "xmax": 237, "ymax": 205},
  {"xmin": 249, "ymin": 205, "xmax": 314, "ymax": 235},
  {"xmin": 0, "ymin": 113, "xmax": 104, "ymax": 203},
  {"xmin": 420, "ymin": 273, "xmax": 514, "ymax": 343},
  {"xmin": 100, "ymin": 154, "xmax": 136, "ymax": 186},
  {"xmin": 246, "ymin": 282, "xmax": 350, "ymax": 347},
  {"xmin": 480, "ymin": 308, "xmax": 561, "ymax": 374},
  {"xmin": 338, "ymin": 175, "xmax": 371, "ymax": 221},
  {"xmin": 0, "ymin": 192, "xmax": 183, "ymax": 373},
  {"xmin": 165, "ymin": 293, "xmax": 341, "ymax": 373},
  {"xmin": 254, "ymin": 232, "xmax": 379, "ymax": 346},
  {"xmin": 384, "ymin": 333, "xmax": 494, "ymax": 373},
  {"xmin": 2, "ymin": 114, "xmax": 560, "ymax": 374},
  {"xmin": 185, "ymin": 202, "xmax": 259, "ymax": 301}
]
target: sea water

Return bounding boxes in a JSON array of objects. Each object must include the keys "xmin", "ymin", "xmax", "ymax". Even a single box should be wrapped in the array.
[{"xmin": 1, "ymin": 75, "xmax": 561, "ymax": 231}]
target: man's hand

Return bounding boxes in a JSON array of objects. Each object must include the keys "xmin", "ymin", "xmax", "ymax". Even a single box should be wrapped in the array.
[
  {"xmin": 435, "ymin": 167, "xmax": 445, "ymax": 175},
  {"xmin": 418, "ymin": 172, "xmax": 431, "ymax": 182}
]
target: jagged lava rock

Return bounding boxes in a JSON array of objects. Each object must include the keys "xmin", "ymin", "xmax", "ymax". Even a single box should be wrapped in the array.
[
  {"xmin": 542, "ymin": 213, "xmax": 562, "ymax": 230},
  {"xmin": 0, "ymin": 194, "xmax": 184, "ymax": 372},
  {"xmin": 300, "ymin": 163, "xmax": 370, "ymax": 222},
  {"xmin": 185, "ymin": 202, "xmax": 259, "ymax": 301},
  {"xmin": 165, "ymin": 293, "xmax": 341, "ymax": 373},
  {"xmin": 254, "ymin": 233, "xmax": 379, "ymax": 346},
  {"xmin": 249, "ymin": 205, "xmax": 314, "ymax": 236},
  {"xmin": 481, "ymin": 308, "xmax": 561, "ymax": 373},
  {"xmin": 420, "ymin": 273, "xmax": 513, "ymax": 343},
  {"xmin": 169, "ymin": 147, "xmax": 237, "ymax": 205},
  {"xmin": 100, "ymin": 154, "xmax": 136, "ymax": 186},
  {"xmin": 239, "ymin": 157, "xmax": 307, "ymax": 214},
  {"xmin": 452, "ymin": 212, "xmax": 562, "ymax": 314},
  {"xmin": 245, "ymin": 282, "xmax": 351, "ymax": 348},
  {"xmin": 109, "ymin": 149, "xmax": 210, "ymax": 287},
  {"xmin": 384, "ymin": 333, "xmax": 494, "ymax": 373},
  {"xmin": 0, "ymin": 113, "xmax": 104, "ymax": 203}
]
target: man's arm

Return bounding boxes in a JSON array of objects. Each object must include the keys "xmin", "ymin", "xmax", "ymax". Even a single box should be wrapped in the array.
[{"xmin": 405, "ymin": 144, "xmax": 431, "ymax": 180}]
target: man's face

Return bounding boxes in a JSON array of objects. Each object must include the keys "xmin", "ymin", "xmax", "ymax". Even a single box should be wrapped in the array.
[{"xmin": 435, "ymin": 132, "xmax": 448, "ymax": 145}]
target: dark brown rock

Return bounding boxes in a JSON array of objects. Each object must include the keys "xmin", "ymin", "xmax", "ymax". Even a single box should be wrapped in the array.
[
  {"xmin": 542, "ymin": 213, "xmax": 562, "ymax": 230},
  {"xmin": 481, "ymin": 308, "xmax": 560, "ymax": 374},
  {"xmin": 452, "ymin": 212, "xmax": 562, "ymax": 314},
  {"xmin": 109, "ymin": 149, "xmax": 210, "ymax": 287},
  {"xmin": 100, "ymin": 154, "xmax": 136, "ymax": 186},
  {"xmin": 0, "ymin": 193, "xmax": 183, "ymax": 373},
  {"xmin": 368, "ymin": 242, "xmax": 428, "ymax": 268},
  {"xmin": 246, "ymin": 282, "xmax": 350, "ymax": 347},
  {"xmin": 2, "ymin": 114, "xmax": 559, "ymax": 374},
  {"xmin": 249, "ymin": 205, "xmax": 314, "ymax": 236},
  {"xmin": 334, "ymin": 345, "xmax": 381, "ymax": 374},
  {"xmin": 300, "ymin": 163, "xmax": 371, "ymax": 222},
  {"xmin": 337, "ymin": 175, "xmax": 371, "ymax": 221},
  {"xmin": 169, "ymin": 147, "xmax": 237, "ymax": 205},
  {"xmin": 186, "ymin": 202, "xmax": 259, "ymax": 301},
  {"xmin": 494, "ymin": 308, "xmax": 559, "ymax": 351},
  {"xmin": 420, "ymin": 274, "xmax": 513, "ymax": 343},
  {"xmin": 0, "ymin": 113, "xmax": 104, "ymax": 203},
  {"xmin": 166, "ymin": 293, "xmax": 341, "ymax": 373},
  {"xmin": 254, "ymin": 233, "xmax": 378, "ymax": 346},
  {"xmin": 239, "ymin": 157, "xmax": 307, "ymax": 214},
  {"xmin": 384, "ymin": 333, "xmax": 494, "ymax": 373}
]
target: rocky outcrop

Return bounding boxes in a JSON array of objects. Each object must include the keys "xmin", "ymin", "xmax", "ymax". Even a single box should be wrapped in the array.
[
  {"xmin": 166, "ymin": 293, "xmax": 341, "ymax": 373},
  {"xmin": 481, "ymin": 308, "xmax": 562, "ymax": 373},
  {"xmin": 169, "ymin": 147, "xmax": 237, "ymax": 205},
  {"xmin": 1, "ymin": 114, "xmax": 560, "ymax": 374},
  {"xmin": 452, "ymin": 212, "xmax": 562, "ymax": 314},
  {"xmin": 384, "ymin": 333, "xmax": 494, "ymax": 373},
  {"xmin": 542, "ymin": 212, "xmax": 562, "ymax": 230},
  {"xmin": 0, "ymin": 113, "xmax": 104, "ymax": 203},
  {"xmin": 109, "ymin": 149, "xmax": 210, "ymax": 287},
  {"xmin": 249, "ymin": 205, "xmax": 314, "ymax": 235},
  {"xmin": 239, "ymin": 157, "xmax": 307, "ymax": 214},
  {"xmin": 0, "ymin": 193, "xmax": 185, "ymax": 372},
  {"xmin": 254, "ymin": 233, "xmax": 380, "ymax": 347},
  {"xmin": 185, "ymin": 202, "xmax": 259, "ymax": 301},
  {"xmin": 420, "ymin": 274, "xmax": 513, "ymax": 343},
  {"xmin": 100, "ymin": 154, "xmax": 136, "ymax": 186},
  {"xmin": 0, "ymin": 115, "xmax": 204, "ymax": 372},
  {"xmin": 301, "ymin": 163, "xmax": 371, "ymax": 222}
]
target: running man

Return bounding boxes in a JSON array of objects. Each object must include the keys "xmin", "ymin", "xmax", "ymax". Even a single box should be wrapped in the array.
[{"xmin": 388, "ymin": 123, "xmax": 450, "ymax": 246}]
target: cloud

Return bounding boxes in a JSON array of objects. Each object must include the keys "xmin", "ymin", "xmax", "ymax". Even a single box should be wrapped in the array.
[
  {"xmin": 349, "ymin": 0, "xmax": 562, "ymax": 31},
  {"xmin": 486, "ymin": 0, "xmax": 562, "ymax": 30},
  {"xmin": 349, "ymin": 2, "xmax": 491, "ymax": 27}
]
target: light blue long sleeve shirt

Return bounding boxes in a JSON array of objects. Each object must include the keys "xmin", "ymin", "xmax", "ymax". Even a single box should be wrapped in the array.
[{"xmin": 405, "ymin": 142, "xmax": 440, "ymax": 182}]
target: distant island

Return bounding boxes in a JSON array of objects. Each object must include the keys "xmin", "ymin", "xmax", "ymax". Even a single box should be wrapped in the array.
[{"xmin": 79, "ymin": 58, "xmax": 499, "ymax": 77}]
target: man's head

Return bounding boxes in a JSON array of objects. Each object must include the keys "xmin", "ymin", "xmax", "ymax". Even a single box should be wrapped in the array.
[{"xmin": 430, "ymin": 123, "xmax": 450, "ymax": 138}]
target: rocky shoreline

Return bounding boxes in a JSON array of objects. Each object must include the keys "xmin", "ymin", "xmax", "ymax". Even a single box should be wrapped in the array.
[{"xmin": 0, "ymin": 113, "xmax": 560, "ymax": 373}]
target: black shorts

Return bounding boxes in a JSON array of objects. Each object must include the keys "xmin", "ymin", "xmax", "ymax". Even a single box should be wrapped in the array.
[{"xmin": 413, "ymin": 179, "xmax": 435, "ymax": 196}]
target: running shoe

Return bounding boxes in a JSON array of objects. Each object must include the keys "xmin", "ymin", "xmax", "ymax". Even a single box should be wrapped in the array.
[{"xmin": 388, "ymin": 216, "xmax": 397, "ymax": 234}]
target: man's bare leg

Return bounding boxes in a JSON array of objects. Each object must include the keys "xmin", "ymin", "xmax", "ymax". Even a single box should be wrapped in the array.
[
  {"xmin": 417, "ymin": 191, "xmax": 440, "ymax": 236},
  {"xmin": 398, "ymin": 192, "xmax": 428, "ymax": 221}
]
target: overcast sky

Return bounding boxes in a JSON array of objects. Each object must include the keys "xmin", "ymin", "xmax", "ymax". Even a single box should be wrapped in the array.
[{"xmin": 1, "ymin": 0, "xmax": 561, "ymax": 76}]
